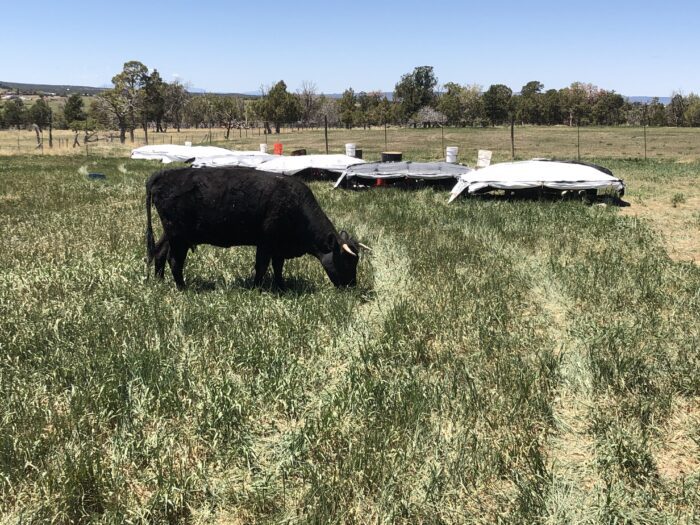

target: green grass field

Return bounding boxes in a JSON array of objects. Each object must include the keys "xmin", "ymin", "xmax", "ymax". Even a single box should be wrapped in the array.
[{"xmin": 1, "ymin": 150, "xmax": 699, "ymax": 522}]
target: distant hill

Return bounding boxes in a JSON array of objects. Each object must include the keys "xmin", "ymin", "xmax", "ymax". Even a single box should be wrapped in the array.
[
  {"xmin": 0, "ymin": 81, "xmax": 253, "ymax": 98},
  {"xmin": 0, "ymin": 81, "xmax": 671, "ymax": 105},
  {"xmin": 242, "ymin": 91, "xmax": 394, "ymax": 100},
  {"xmin": 626, "ymin": 96, "xmax": 671, "ymax": 104},
  {"xmin": 0, "ymin": 81, "xmax": 105, "ymax": 96}
]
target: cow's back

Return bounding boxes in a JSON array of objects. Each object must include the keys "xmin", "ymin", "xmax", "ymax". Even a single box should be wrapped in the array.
[{"xmin": 148, "ymin": 167, "xmax": 321, "ymax": 252}]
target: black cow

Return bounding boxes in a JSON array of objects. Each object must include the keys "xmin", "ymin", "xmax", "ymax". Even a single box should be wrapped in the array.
[{"xmin": 145, "ymin": 166, "xmax": 368, "ymax": 289}]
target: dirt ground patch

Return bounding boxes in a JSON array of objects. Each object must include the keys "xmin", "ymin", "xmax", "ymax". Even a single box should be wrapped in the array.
[{"xmin": 620, "ymin": 181, "xmax": 700, "ymax": 264}]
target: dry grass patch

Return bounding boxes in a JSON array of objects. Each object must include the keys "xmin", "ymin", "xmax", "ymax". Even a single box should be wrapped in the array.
[
  {"xmin": 621, "ymin": 183, "xmax": 700, "ymax": 264},
  {"xmin": 654, "ymin": 397, "xmax": 700, "ymax": 482}
]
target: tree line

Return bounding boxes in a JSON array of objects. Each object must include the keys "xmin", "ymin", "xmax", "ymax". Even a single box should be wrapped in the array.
[{"xmin": 2, "ymin": 62, "xmax": 700, "ymax": 144}]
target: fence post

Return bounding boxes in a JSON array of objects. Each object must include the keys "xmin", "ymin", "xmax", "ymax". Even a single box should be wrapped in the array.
[
  {"xmin": 510, "ymin": 118, "xmax": 515, "ymax": 160},
  {"xmin": 577, "ymin": 122, "xmax": 580, "ymax": 161},
  {"xmin": 324, "ymin": 116, "xmax": 329, "ymax": 154},
  {"xmin": 441, "ymin": 121, "xmax": 444, "ymax": 156}
]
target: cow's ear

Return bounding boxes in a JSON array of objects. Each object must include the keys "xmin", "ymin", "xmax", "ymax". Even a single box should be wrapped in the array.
[{"xmin": 327, "ymin": 232, "xmax": 338, "ymax": 252}]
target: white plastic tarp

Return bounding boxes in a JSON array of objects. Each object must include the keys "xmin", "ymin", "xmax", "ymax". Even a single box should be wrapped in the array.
[
  {"xmin": 192, "ymin": 152, "xmax": 276, "ymax": 168},
  {"xmin": 130, "ymin": 145, "xmax": 240, "ymax": 164},
  {"xmin": 256, "ymin": 154, "xmax": 365, "ymax": 176},
  {"xmin": 448, "ymin": 160, "xmax": 624, "ymax": 203},
  {"xmin": 335, "ymin": 161, "xmax": 472, "ymax": 187}
]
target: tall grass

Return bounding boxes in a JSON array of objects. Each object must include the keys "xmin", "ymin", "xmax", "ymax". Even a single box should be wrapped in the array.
[{"xmin": 1, "ymin": 156, "xmax": 698, "ymax": 522}]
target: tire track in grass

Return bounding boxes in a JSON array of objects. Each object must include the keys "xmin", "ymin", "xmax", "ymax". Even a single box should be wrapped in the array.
[
  {"xmin": 246, "ymin": 229, "xmax": 410, "ymax": 511},
  {"xmin": 523, "ymin": 259, "xmax": 602, "ymax": 524},
  {"xmin": 320, "ymin": 228, "xmax": 410, "ymax": 391}
]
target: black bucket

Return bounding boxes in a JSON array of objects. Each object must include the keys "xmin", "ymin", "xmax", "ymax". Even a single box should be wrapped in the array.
[{"xmin": 381, "ymin": 151, "xmax": 402, "ymax": 162}]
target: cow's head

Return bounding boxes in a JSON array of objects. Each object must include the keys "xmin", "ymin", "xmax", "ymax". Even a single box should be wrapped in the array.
[{"xmin": 321, "ymin": 230, "xmax": 368, "ymax": 287}]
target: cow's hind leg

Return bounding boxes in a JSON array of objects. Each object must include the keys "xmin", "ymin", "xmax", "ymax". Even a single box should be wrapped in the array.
[
  {"xmin": 254, "ymin": 247, "xmax": 271, "ymax": 287},
  {"xmin": 272, "ymin": 257, "xmax": 285, "ymax": 289},
  {"xmin": 167, "ymin": 240, "xmax": 189, "ymax": 290},
  {"xmin": 154, "ymin": 236, "xmax": 169, "ymax": 279}
]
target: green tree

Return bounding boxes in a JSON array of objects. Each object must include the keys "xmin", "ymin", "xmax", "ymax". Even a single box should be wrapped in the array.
[
  {"xmin": 624, "ymin": 102, "xmax": 646, "ymax": 126},
  {"xmin": 29, "ymin": 98, "xmax": 52, "ymax": 131},
  {"xmin": 460, "ymin": 84, "xmax": 484, "ymax": 126},
  {"xmin": 540, "ymin": 89, "xmax": 562, "ymax": 125},
  {"xmin": 339, "ymin": 88, "xmax": 358, "ymax": 129},
  {"xmin": 482, "ymin": 84, "xmax": 513, "ymax": 125},
  {"xmin": 255, "ymin": 81, "xmax": 300, "ymax": 133},
  {"xmin": 591, "ymin": 91, "xmax": 625, "ymax": 125},
  {"xmin": 684, "ymin": 93, "xmax": 700, "ymax": 127},
  {"xmin": 670, "ymin": 92, "xmax": 686, "ymax": 127},
  {"xmin": 516, "ymin": 81, "xmax": 543, "ymax": 124},
  {"xmin": 394, "ymin": 66, "xmax": 438, "ymax": 123},
  {"xmin": 186, "ymin": 95, "xmax": 218, "ymax": 130},
  {"xmin": 370, "ymin": 96, "xmax": 392, "ymax": 126},
  {"xmin": 4, "ymin": 98, "xmax": 26, "ymax": 129},
  {"xmin": 111, "ymin": 60, "xmax": 149, "ymax": 141},
  {"xmin": 96, "ymin": 89, "xmax": 129, "ymax": 142},
  {"xmin": 437, "ymin": 82, "xmax": 465, "ymax": 125},
  {"xmin": 63, "ymin": 93, "xmax": 85, "ymax": 124},
  {"xmin": 164, "ymin": 81, "xmax": 189, "ymax": 132},
  {"xmin": 356, "ymin": 91, "xmax": 383, "ymax": 128},
  {"xmin": 560, "ymin": 82, "xmax": 597, "ymax": 125},
  {"xmin": 647, "ymin": 98, "xmax": 667, "ymax": 126},
  {"xmin": 143, "ymin": 69, "xmax": 166, "ymax": 132}
]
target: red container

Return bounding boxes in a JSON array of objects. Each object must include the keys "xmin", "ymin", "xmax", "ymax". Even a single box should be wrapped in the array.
[{"xmin": 273, "ymin": 143, "xmax": 283, "ymax": 155}]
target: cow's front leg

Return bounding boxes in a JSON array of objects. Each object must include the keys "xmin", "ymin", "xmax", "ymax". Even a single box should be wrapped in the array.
[
  {"xmin": 272, "ymin": 257, "xmax": 285, "ymax": 289},
  {"xmin": 254, "ymin": 247, "xmax": 271, "ymax": 287}
]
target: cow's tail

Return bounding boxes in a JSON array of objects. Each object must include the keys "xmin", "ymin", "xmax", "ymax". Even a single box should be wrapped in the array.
[{"xmin": 145, "ymin": 181, "xmax": 156, "ymax": 266}]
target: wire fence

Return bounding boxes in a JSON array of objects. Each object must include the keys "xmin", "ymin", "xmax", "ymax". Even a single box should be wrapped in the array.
[{"xmin": 1, "ymin": 124, "xmax": 699, "ymax": 162}]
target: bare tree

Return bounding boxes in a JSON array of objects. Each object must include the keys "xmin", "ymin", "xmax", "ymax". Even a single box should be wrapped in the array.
[
  {"xmin": 297, "ymin": 80, "xmax": 319, "ymax": 127},
  {"xmin": 217, "ymin": 96, "xmax": 244, "ymax": 139},
  {"xmin": 316, "ymin": 95, "xmax": 340, "ymax": 127}
]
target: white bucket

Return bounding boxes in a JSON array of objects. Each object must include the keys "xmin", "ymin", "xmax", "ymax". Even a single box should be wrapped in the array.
[
  {"xmin": 260, "ymin": 143, "xmax": 268, "ymax": 153},
  {"xmin": 345, "ymin": 143, "xmax": 356, "ymax": 157},
  {"xmin": 446, "ymin": 146, "xmax": 459, "ymax": 163},
  {"xmin": 184, "ymin": 141, "xmax": 192, "ymax": 147}
]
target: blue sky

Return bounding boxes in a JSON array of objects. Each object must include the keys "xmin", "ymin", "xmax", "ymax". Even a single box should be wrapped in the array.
[{"xmin": 2, "ymin": 0, "xmax": 698, "ymax": 97}]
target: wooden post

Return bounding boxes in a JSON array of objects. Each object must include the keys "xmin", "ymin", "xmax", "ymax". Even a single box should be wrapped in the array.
[
  {"xmin": 48, "ymin": 110, "xmax": 53, "ymax": 148},
  {"xmin": 577, "ymin": 122, "xmax": 580, "ymax": 161},
  {"xmin": 384, "ymin": 122, "xmax": 388, "ymax": 151},
  {"xmin": 441, "ymin": 121, "xmax": 444, "ymax": 156},
  {"xmin": 510, "ymin": 118, "xmax": 515, "ymax": 160},
  {"xmin": 324, "ymin": 115, "xmax": 329, "ymax": 154}
]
